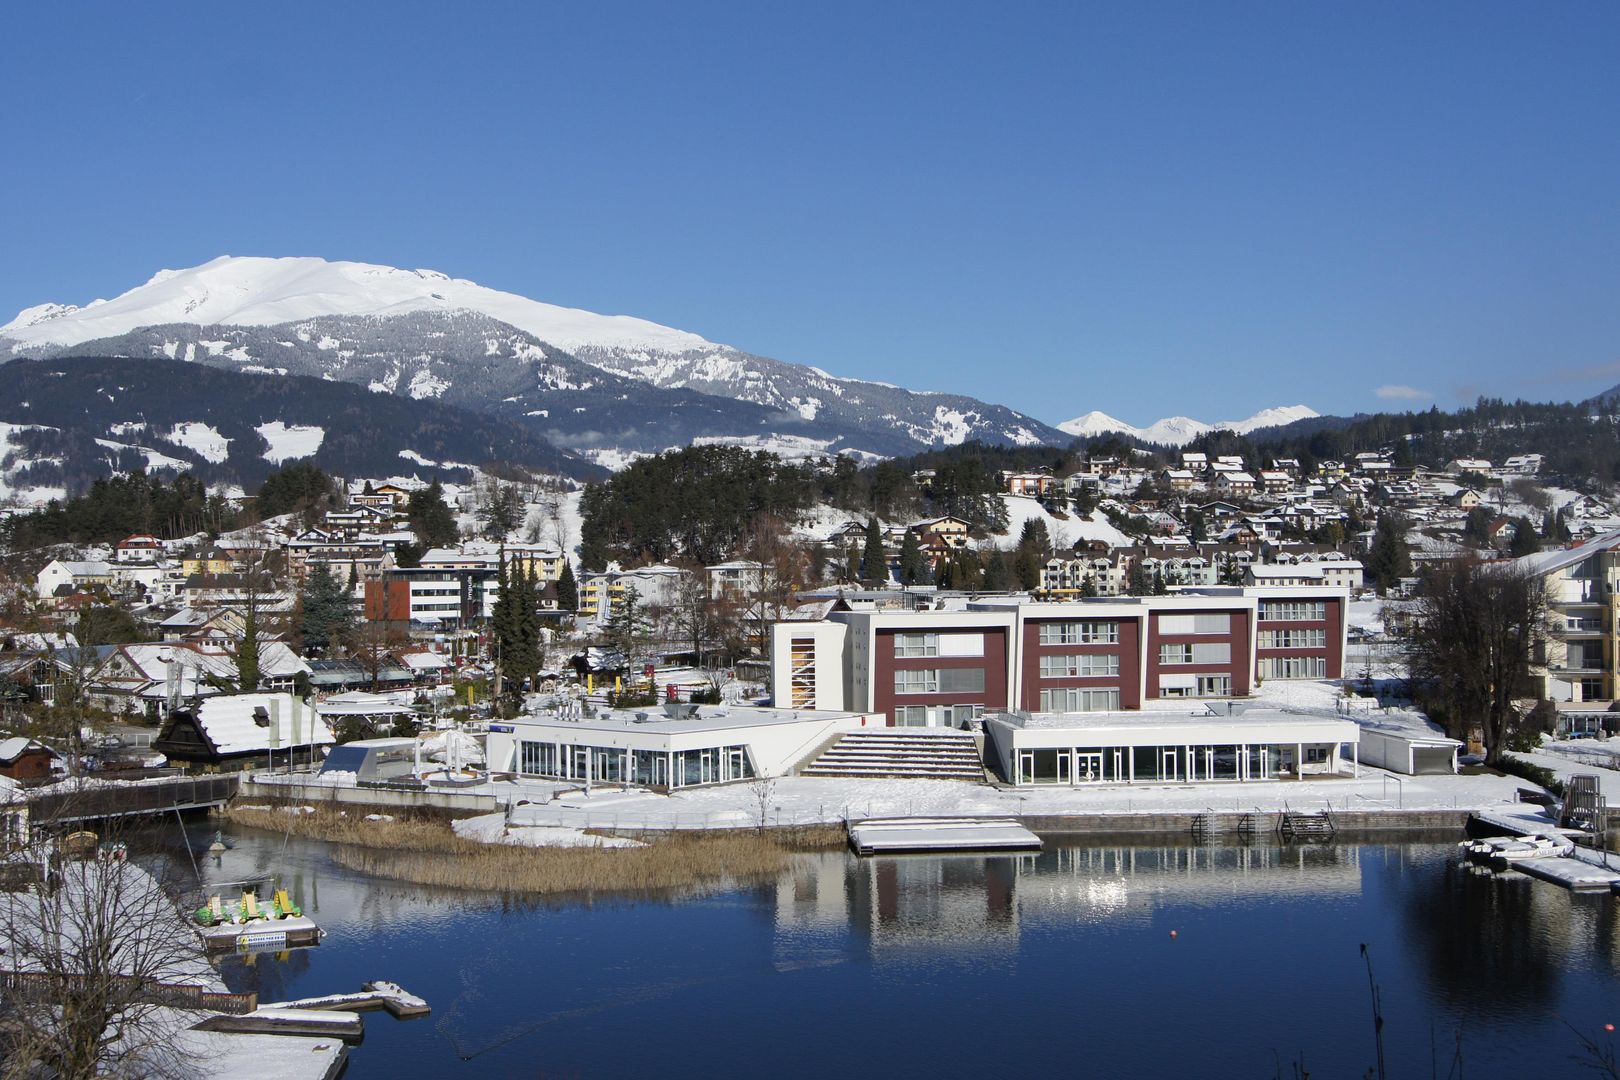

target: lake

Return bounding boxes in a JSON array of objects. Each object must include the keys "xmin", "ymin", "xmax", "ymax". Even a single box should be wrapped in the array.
[{"xmin": 161, "ymin": 823, "xmax": 1619, "ymax": 1079}]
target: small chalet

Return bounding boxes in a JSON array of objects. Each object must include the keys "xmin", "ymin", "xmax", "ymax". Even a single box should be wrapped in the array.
[
  {"xmin": 153, "ymin": 693, "xmax": 334, "ymax": 769},
  {"xmin": 0, "ymin": 737, "xmax": 62, "ymax": 782}
]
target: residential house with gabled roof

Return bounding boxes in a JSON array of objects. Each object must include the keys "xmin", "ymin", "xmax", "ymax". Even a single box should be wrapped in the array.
[
  {"xmin": 154, "ymin": 692, "xmax": 335, "ymax": 769},
  {"xmin": 34, "ymin": 560, "xmax": 113, "ymax": 600},
  {"xmin": 115, "ymin": 534, "xmax": 164, "ymax": 563}
]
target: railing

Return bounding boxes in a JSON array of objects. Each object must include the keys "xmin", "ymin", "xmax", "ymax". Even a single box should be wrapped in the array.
[
  {"xmin": 0, "ymin": 970, "xmax": 257, "ymax": 1014},
  {"xmin": 28, "ymin": 775, "xmax": 240, "ymax": 823}
]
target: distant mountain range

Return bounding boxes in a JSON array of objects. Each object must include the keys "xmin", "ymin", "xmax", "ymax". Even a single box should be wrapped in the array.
[
  {"xmin": 0, "ymin": 256, "xmax": 1071, "ymax": 465},
  {"xmin": 0, "ymin": 356, "xmax": 605, "ymax": 503},
  {"xmin": 1057, "ymin": 405, "xmax": 1321, "ymax": 447}
]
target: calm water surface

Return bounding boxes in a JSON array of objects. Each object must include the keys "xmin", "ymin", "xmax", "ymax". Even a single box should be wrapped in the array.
[{"xmin": 157, "ymin": 824, "xmax": 1619, "ymax": 1079}]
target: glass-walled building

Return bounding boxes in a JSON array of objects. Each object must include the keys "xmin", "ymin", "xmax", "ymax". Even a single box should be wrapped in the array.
[
  {"xmin": 984, "ymin": 708, "xmax": 1359, "ymax": 786},
  {"xmin": 486, "ymin": 703, "xmax": 883, "ymax": 791}
]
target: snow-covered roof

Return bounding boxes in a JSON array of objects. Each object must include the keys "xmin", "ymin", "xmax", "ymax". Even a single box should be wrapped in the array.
[
  {"xmin": 0, "ymin": 737, "xmax": 53, "ymax": 763},
  {"xmin": 191, "ymin": 693, "xmax": 334, "ymax": 755},
  {"xmin": 1515, "ymin": 529, "xmax": 1620, "ymax": 578},
  {"xmin": 398, "ymin": 651, "xmax": 450, "ymax": 672}
]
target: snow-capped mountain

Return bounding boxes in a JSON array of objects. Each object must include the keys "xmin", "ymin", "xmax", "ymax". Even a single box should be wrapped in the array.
[
  {"xmin": 1058, "ymin": 405, "xmax": 1319, "ymax": 447},
  {"xmin": 2, "ymin": 256, "xmax": 1070, "ymax": 459}
]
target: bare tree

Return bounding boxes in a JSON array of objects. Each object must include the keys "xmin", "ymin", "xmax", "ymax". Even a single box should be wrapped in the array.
[
  {"xmin": 1404, "ymin": 557, "xmax": 1548, "ymax": 766},
  {"xmin": 749, "ymin": 774, "xmax": 778, "ymax": 832},
  {"xmin": 0, "ymin": 840, "xmax": 210, "ymax": 1079}
]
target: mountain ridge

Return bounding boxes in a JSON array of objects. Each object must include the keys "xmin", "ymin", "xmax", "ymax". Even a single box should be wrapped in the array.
[
  {"xmin": 1058, "ymin": 405, "xmax": 1320, "ymax": 447},
  {"xmin": 1, "ymin": 256, "xmax": 1072, "ymax": 459}
]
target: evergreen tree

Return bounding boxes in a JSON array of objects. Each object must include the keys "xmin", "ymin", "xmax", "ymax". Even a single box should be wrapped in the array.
[
  {"xmin": 844, "ymin": 543, "xmax": 861, "ymax": 583},
  {"xmin": 1508, "ymin": 516, "xmax": 1542, "ymax": 558},
  {"xmin": 235, "ymin": 608, "xmax": 261, "ymax": 692},
  {"xmin": 1153, "ymin": 566, "xmax": 1167, "ymax": 595},
  {"xmin": 1366, "ymin": 513, "xmax": 1412, "ymax": 591},
  {"xmin": 954, "ymin": 548, "xmax": 984, "ymax": 592},
  {"xmin": 898, "ymin": 530, "xmax": 925, "ymax": 585},
  {"xmin": 1079, "ymin": 573, "xmax": 1098, "ymax": 598},
  {"xmin": 983, "ymin": 550, "xmax": 1013, "ymax": 591},
  {"xmin": 407, "ymin": 480, "xmax": 460, "ymax": 548},
  {"xmin": 1541, "ymin": 509, "xmax": 1571, "ymax": 543},
  {"xmin": 935, "ymin": 556, "xmax": 956, "ymax": 590},
  {"xmin": 602, "ymin": 584, "xmax": 650, "ymax": 673},
  {"xmin": 1127, "ymin": 559, "xmax": 1151, "ymax": 596},
  {"xmin": 860, "ymin": 518, "xmax": 887, "ymax": 583},
  {"xmin": 298, "ymin": 562, "xmax": 354, "ymax": 655},
  {"xmin": 1073, "ymin": 485, "xmax": 1097, "ymax": 516},
  {"xmin": 1463, "ymin": 506, "xmax": 1493, "ymax": 544},
  {"xmin": 556, "ymin": 559, "xmax": 578, "ymax": 611}
]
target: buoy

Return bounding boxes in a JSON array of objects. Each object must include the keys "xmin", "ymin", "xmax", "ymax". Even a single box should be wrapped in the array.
[
  {"xmin": 1169, "ymin": 930, "xmax": 1178, "ymax": 939},
  {"xmin": 1606, "ymin": 1023, "xmax": 1615, "ymax": 1033}
]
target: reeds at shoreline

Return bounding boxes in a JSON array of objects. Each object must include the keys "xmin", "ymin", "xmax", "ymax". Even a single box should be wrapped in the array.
[{"xmin": 220, "ymin": 803, "xmax": 845, "ymax": 898}]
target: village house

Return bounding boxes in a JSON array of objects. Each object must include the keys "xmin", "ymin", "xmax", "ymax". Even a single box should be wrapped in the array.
[
  {"xmin": 34, "ymin": 560, "xmax": 114, "ymax": 600},
  {"xmin": 114, "ymin": 533, "xmax": 164, "ymax": 563}
]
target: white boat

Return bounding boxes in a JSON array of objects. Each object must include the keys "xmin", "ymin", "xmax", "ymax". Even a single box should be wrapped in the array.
[{"xmin": 1462, "ymin": 833, "xmax": 1574, "ymax": 864}]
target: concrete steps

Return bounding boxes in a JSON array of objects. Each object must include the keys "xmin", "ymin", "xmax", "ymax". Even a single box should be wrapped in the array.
[{"xmin": 802, "ymin": 728, "xmax": 985, "ymax": 782}]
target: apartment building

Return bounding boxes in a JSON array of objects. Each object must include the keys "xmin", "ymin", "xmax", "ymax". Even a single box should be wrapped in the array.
[
  {"xmin": 1518, "ymin": 529, "xmax": 1620, "ymax": 702},
  {"xmin": 772, "ymin": 587, "xmax": 1348, "ymax": 726}
]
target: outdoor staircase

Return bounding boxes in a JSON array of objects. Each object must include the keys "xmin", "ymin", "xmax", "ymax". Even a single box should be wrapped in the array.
[
  {"xmin": 1277, "ymin": 810, "xmax": 1335, "ymax": 842},
  {"xmin": 800, "ymin": 728, "xmax": 986, "ymax": 782}
]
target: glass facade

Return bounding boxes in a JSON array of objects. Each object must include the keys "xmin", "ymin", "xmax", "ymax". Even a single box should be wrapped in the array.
[
  {"xmin": 1015, "ymin": 740, "xmax": 1317, "ymax": 785},
  {"xmin": 517, "ymin": 738, "xmax": 755, "ymax": 788}
]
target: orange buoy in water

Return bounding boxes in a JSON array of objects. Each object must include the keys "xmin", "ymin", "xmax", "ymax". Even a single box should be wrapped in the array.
[
  {"xmin": 1169, "ymin": 930, "xmax": 1178, "ymax": 939},
  {"xmin": 1606, "ymin": 1023, "xmax": 1615, "ymax": 1033}
]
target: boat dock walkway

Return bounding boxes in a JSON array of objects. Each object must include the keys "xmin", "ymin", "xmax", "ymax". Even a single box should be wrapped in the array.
[
  {"xmin": 193, "ymin": 981, "xmax": 430, "ymax": 1045},
  {"xmin": 1469, "ymin": 809, "xmax": 1620, "ymax": 894},
  {"xmin": 848, "ymin": 816, "xmax": 1043, "ymax": 856}
]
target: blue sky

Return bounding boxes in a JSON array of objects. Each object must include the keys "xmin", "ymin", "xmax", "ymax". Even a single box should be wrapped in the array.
[{"xmin": 2, "ymin": 2, "xmax": 1616, "ymax": 426}]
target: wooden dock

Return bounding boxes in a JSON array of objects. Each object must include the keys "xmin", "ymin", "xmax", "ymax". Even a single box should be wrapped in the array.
[
  {"xmin": 1510, "ymin": 854, "xmax": 1620, "ymax": 894},
  {"xmin": 848, "ymin": 817, "xmax": 1043, "ymax": 856},
  {"xmin": 261, "ymin": 981, "xmax": 431, "ymax": 1019},
  {"xmin": 193, "ymin": 981, "xmax": 430, "ymax": 1045}
]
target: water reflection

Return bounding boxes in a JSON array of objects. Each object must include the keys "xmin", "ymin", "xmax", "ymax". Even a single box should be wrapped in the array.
[
  {"xmin": 121, "ymin": 823, "xmax": 1619, "ymax": 1079},
  {"xmin": 774, "ymin": 842, "xmax": 1368, "ymax": 958}
]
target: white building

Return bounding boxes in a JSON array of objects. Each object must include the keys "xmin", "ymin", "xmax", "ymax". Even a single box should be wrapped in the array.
[
  {"xmin": 985, "ymin": 707, "xmax": 1361, "ymax": 786},
  {"xmin": 486, "ymin": 702, "xmax": 882, "ymax": 788}
]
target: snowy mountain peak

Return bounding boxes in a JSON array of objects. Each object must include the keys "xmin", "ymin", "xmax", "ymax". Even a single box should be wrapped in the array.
[
  {"xmin": 1058, "ymin": 404, "xmax": 1320, "ymax": 446},
  {"xmin": 2, "ymin": 255, "xmax": 715, "ymax": 354},
  {"xmin": 0, "ymin": 302, "xmax": 82, "ymax": 334}
]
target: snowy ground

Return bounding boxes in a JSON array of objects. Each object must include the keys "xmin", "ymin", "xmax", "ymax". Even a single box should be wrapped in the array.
[
  {"xmin": 1516, "ymin": 735, "xmax": 1620, "ymax": 800},
  {"xmin": 453, "ymin": 811, "xmax": 645, "ymax": 848},
  {"xmin": 491, "ymin": 768, "xmax": 1525, "ymax": 832},
  {"xmin": 993, "ymin": 495, "xmax": 1131, "ymax": 550}
]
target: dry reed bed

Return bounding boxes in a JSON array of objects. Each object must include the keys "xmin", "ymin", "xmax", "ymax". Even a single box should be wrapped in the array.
[{"xmin": 221, "ymin": 803, "xmax": 843, "ymax": 898}]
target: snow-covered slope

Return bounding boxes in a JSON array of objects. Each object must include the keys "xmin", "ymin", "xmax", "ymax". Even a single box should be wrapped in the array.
[
  {"xmin": 1, "ymin": 256, "xmax": 1071, "ymax": 458},
  {"xmin": 1057, "ymin": 405, "xmax": 1319, "ymax": 446},
  {"xmin": 0, "ymin": 256, "xmax": 707, "ymax": 354}
]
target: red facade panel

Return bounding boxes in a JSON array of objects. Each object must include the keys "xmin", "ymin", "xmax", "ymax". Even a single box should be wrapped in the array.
[
  {"xmin": 873, "ymin": 627, "xmax": 1009, "ymax": 722},
  {"xmin": 1144, "ymin": 608, "xmax": 1251, "ymax": 699},
  {"xmin": 1020, "ymin": 617, "xmax": 1142, "ymax": 710}
]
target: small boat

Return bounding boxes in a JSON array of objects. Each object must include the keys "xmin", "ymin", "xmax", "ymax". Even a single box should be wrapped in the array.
[
  {"xmin": 1462, "ymin": 833, "xmax": 1574, "ymax": 864},
  {"xmin": 194, "ymin": 887, "xmax": 303, "ymax": 927}
]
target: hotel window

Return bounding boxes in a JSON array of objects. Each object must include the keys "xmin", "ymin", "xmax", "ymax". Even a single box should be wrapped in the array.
[
  {"xmin": 1159, "ymin": 642, "xmax": 1230, "ymax": 665},
  {"xmin": 1039, "ymin": 653, "xmax": 1120, "ymax": 678},
  {"xmin": 1259, "ymin": 601, "xmax": 1326, "ymax": 621},
  {"xmin": 1039, "ymin": 621, "xmax": 1120, "ymax": 645},
  {"xmin": 893, "ymin": 633, "xmax": 938, "ymax": 658},
  {"xmin": 1259, "ymin": 656, "xmax": 1327, "ymax": 679},
  {"xmin": 1258, "ymin": 629, "xmax": 1326, "ymax": 649},
  {"xmin": 1039, "ymin": 687, "xmax": 1120, "ymax": 712},
  {"xmin": 894, "ymin": 668, "xmax": 985, "ymax": 694},
  {"xmin": 1159, "ymin": 675, "xmax": 1231, "ymax": 698},
  {"xmin": 1158, "ymin": 613, "xmax": 1230, "ymax": 635}
]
